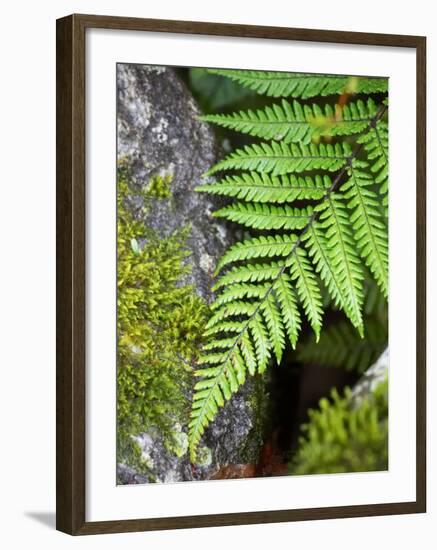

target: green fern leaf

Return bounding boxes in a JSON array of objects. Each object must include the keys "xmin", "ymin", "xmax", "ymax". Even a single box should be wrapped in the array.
[
  {"xmin": 212, "ymin": 282, "xmax": 272, "ymax": 308},
  {"xmin": 202, "ymin": 98, "xmax": 378, "ymax": 144},
  {"xmin": 197, "ymin": 172, "xmax": 329, "ymax": 203},
  {"xmin": 341, "ymin": 166, "xmax": 388, "ymax": 297},
  {"xmin": 202, "ymin": 99, "xmax": 312, "ymax": 143},
  {"xmin": 206, "ymin": 141, "xmax": 351, "ymax": 177},
  {"xmin": 231, "ymin": 348, "xmax": 247, "ymax": 385},
  {"xmin": 203, "ymin": 320, "xmax": 247, "ymax": 337},
  {"xmin": 260, "ymin": 293, "xmax": 286, "ymax": 363},
  {"xmin": 202, "ymin": 337, "xmax": 239, "ymax": 351},
  {"xmin": 289, "ymin": 248, "xmax": 323, "ymax": 340},
  {"xmin": 313, "ymin": 99, "xmax": 379, "ymax": 136},
  {"xmin": 196, "ymin": 351, "xmax": 229, "ymax": 365},
  {"xmin": 357, "ymin": 119, "xmax": 389, "ymax": 209},
  {"xmin": 213, "ymin": 203, "xmax": 313, "ymax": 230},
  {"xmin": 239, "ymin": 332, "xmax": 257, "ymax": 376},
  {"xmin": 317, "ymin": 194, "xmax": 364, "ymax": 332},
  {"xmin": 216, "ymin": 234, "xmax": 298, "ymax": 273},
  {"xmin": 189, "ymin": 307, "xmax": 273, "ymax": 459},
  {"xmin": 205, "ymin": 301, "xmax": 257, "ymax": 330},
  {"xmin": 250, "ymin": 312, "xmax": 272, "ymax": 373},
  {"xmin": 303, "ymin": 223, "xmax": 361, "ymax": 332},
  {"xmin": 212, "ymin": 261, "xmax": 286, "ymax": 290},
  {"xmin": 273, "ymin": 274, "xmax": 301, "ymax": 349},
  {"xmin": 189, "ymin": 356, "xmax": 237, "ymax": 459},
  {"xmin": 207, "ymin": 69, "xmax": 388, "ymax": 98}
]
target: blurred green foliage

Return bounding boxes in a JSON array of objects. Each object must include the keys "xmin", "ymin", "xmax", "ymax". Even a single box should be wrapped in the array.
[
  {"xmin": 297, "ymin": 280, "xmax": 388, "ymax": 373},
  {"xmin": 117, "ymin": 167, "xmax": 208, "ymax": 473},
  {"xmin": 291, "ymin": 378, "xmax": 388, "ymax": 475},
  {"xmin": 189, "ymin": 68, "xmax": 255, "ymax": 112}
]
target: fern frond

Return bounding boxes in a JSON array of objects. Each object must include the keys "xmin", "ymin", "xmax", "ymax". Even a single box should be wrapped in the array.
[
  {"xmin": 197, "ymin": 173, "xmax": 329, "ymax": 203},
  {"xmin": 203, "ymin": 320, "xmax": 246, "ymax": 337},
  {"xmin": 250, "ymin": 312, "xmax": 272, "ymax": 373},
  {"xmin": 205, "ymin": 301, "xmax": 257, "ymax": 329},
  {"xmin": 303, "ymin": 223, "xmax": 361, "ymax": 332},
  {"xmin": 207, "ymin": 69, "xmax": 388, "ymax": 99},
  {"xmin": 317, "ymin": 194, "xmax": 365, "ymax": 333},
  {"xmin": 202, "ymin": 337, "xmax": 239, "ymax": 351},
  {"xmin": 273, "ymin": 274, "xmax": 301, "ymax": 349},
  {"xmin": 189, "ymin": 70, "xmax": 389, "ymax": 461},
  {"xmin": 212, "ymin": 261, "xmax": 286, "ymax": 290},
  {"xmin": 202, "ymin": 99, "xmax": 378, "ymax": 144},
  {"xmin": 357, "ymin": 119, "xmax": 389, "ymax": 209},
  {"xmin": 289, "ymin": 248, "xmax": 323, "ymax": 340},
  {"xmin": 213, "ymin": 203, "xmax": 313, "ymax": 230},
  {"xmin": 260, "ymin": 293, "xmax": 285, "ymax": 363},
  {"xmin": 230, "ymin": 348, "xmax": 247, "ymax": 384},
  {"xmin": 189, "ymin": 356, "xmax": 238, "ymax": 458},
  {"xmin": 206, "ymin": 141, "xmax": 351, "ymax": 177},
  {"xmin": 216, "ymin": 234, "xmax": 298, "ymax": 273},
  {"xmin": 240, "ymin": 332, "xmax": 257, "ymax": 375},
  {"xmin": 188, "ymin": 295, "xmax": 278, "ymax": 459},
  {"xmin": 341, "ymin": 167, "xmax": 388, "ymax": 297},
  {"xmin": 196, "ymin": 352, "xmax": 229, "ymax": 365},
  {"xmin": 212, "ymin": 282, "xmax": 272, "ymax": 308}
]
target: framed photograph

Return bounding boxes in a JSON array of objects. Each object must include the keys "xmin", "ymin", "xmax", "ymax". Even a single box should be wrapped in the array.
[{"xmin": 56, "ymin": 14, "xmax": 426, "ymax": 535}]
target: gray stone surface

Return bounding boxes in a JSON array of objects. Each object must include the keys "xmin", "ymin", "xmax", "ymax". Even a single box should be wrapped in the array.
[
  {"xmin": 117, "ymin": 63, "xmax": 227, "ymax": 299},
  {"xmin": 116, "ymin": 64, "xmax": 266, "ymax": 484}
]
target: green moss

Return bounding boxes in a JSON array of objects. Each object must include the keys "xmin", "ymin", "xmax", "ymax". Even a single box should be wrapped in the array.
[
  {"xmin": 195, "ymin": 445, "xmax": 213, "ymax": 467},
  {"xmin": 117, "ymin": 166, "xmax": 208, "ymax": 472},
  {"xmin": 117, "ymin": 436, "xmax": 155, "ymax": 482},
  {"xmin": 166, "ymin": 428, "xmax": 189, "ymax": 458},
  {"xmin": 145, "ymin": 173, "xmax": 173, "ymax": 199},
  {"xmin": 290, "ymin": 378, "xmax": 388, "ymax": 475}
]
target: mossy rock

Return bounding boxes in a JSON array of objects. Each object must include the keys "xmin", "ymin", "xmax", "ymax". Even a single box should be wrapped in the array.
[{"xmin": 116, "ymin": 64, "xmax": 269, "ymax": 483}]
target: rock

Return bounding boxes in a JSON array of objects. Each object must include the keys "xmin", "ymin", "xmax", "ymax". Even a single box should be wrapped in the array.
[
  {"xmin": 117, "ymin": 63, "xmax": 227, "ymax": 299},
  {"xmin": 116, "ymin": 463, "xmax": 149, "ymax": 485},
  {"xmin": 351, "ymin": 348, "xmax": 388, "ymax": 407},
  {"xmin": 116, "ymin": 64, "xmax": 267, "ymax": 484},
  {"xmin": 131, "ymin": 431, "xmax": 193, "ymax": 484}
]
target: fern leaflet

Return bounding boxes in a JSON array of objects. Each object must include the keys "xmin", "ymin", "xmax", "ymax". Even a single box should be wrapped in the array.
[
  {"xmin": 316, "ymin": 194, "xmax": 365, "ymax": 332},
  {"xmin": 207, "ymin": 141, "xmax": 351, "ymax": 176},
  {"xmin": 202, "ymin": 98, "xmax": 379, "ymax": 144},
  {"xmin": 341, "ymin": 165, "xmax": 389, "ymax": 297},
  {"xmin": 213, "ymin": 203, "xmax": 313, "ymax": 230},
  {"xmin": 197, "ymin": 173, "xmax": 329, "ymax": 203},
  {"xmin": 207, "ymin": 69, "xmax": 388, "ymax": 98},
  {"xmin": 357, "ymin": 119, "xmax": 389, "ymax": 210}
]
